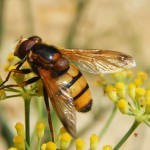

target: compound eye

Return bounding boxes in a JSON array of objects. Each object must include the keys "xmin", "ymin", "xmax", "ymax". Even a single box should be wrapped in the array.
[
  {"xmin": 28, "ymin": 36, "xmax": 42, "ymax": 43},
  {"xmin": 14, "ymin": 39, "xmax": 36, "ymax": 59}
]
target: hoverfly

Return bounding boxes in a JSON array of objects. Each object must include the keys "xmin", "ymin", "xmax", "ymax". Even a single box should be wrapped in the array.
[{"xmin": 0, "ymin": 36, "xmax": 136, "ymax": 141}]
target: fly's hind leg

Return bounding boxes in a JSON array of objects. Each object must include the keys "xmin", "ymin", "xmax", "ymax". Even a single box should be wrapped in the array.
[
  {"xmin": 0, "ymin": 69, "xmax": 32, "ymax": 87},
  {"xmin": 43, "ymin": 86, "xmax": 55, "ymax": 142},
  {"xmin": 0, "ymin": 76, "xmax": 40, "ymax": 90}
]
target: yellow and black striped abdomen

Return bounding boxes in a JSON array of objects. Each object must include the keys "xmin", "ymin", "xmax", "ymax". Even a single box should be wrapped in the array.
[{"xmin": 57, "ymin": 64, "xmax": 92, "ymax": 112}]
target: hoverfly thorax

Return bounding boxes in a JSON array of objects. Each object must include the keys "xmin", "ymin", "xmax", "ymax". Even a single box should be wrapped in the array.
[
  {"xmin": 14, "ymin": 36, "xmax": 42, "ymax": 59},
  {"xmin": 28, "ymin": 44, "xmax": 69, "ymax": 73}
]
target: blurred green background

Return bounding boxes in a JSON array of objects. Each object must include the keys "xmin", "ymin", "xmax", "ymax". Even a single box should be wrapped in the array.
[{"xmin": 0, "ymin": 0, "xmax": 150, "ymax": 149}]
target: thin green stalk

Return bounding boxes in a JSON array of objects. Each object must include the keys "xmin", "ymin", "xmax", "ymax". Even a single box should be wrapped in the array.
[
  {"xmin": 0, "ymin": 109, "xmax": 14, "ymax": 147},
  {"xmin": 37, "ymin": 138, "xmax": 41, "ymax": 150},
  {"xmin": 99, "ymin": 105, "xmax": 118, "ymax": 137},
  {"xmin": 6, "ymin": 87, "xmax": 21, "ymax": 92},
  {"xmin": 113, "ymin": 120, "xmax": 140, "ymax": 150},
  {"xmin": 24, "ymin": 98, "xmax": 31, "ymax": 149},
  {"xmin": 25, "ymin": 141, "xmax": 30, "ymax": 150},
  {"xmin": 144, "ymin": 120, "xmax": 150, "ymax": 127},
  {"xmin": 6, "ymin": 94, "xmax": 22, "ymax": 99},
  {"xmin": 31, "ymin": 97, "xmax": 43, "ymax": 147}
]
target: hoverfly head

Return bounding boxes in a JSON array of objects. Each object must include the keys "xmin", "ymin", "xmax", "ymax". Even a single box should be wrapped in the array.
[{"xmin": 14, "ymin": 36, "xmax": 42, "ymax": 59}]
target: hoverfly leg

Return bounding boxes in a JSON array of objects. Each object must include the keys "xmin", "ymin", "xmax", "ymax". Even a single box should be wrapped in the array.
[
  {"xmin": 43, "ymin": 86, "xmax": 55, "ymax": 142},
  {"xmin": 0, "ymin": 69, "xmax": 32, "ymax": 87},
  {"xmin": 15, "ymin": 55, "xmax": 28, "ymax": 69},
  {"xmin": 0, "ymin": 55, "xmax": 29, "ymax": 87},
  {"xmin": 0, "ymin": 77, "xmax": 40, "ymax": 90}
]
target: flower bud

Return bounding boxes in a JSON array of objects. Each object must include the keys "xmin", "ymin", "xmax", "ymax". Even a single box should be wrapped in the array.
[
  {"xmin": 137, "ymin": 71, "xmax": 148, "ymax": 82},
  {"xmin": 136, "ymin": 88, "xmax": 146, "ymax": 100},
  {"xmin": 105, "ymin": 85, "xmax": 118, "ymax": 102},
  {"xmin": 134, "ymin": 78, "xmax": 142, "ymax": 87},
  {"xmin": 117, "ymin": 99, "xmax": 129, "ymax": 114},
  {"xmin": 36, "ymin": 121, "xmax": 46, "ymax": 139},
  {"xmin": 112, "ymin": 71, "xmax": 128, "ymax": 82},
  {"xmin": 90, "ymin": 134, "xmax": 100, "ymax": 150},
  {"xmin": 41, "ymin": 143, "xmax": 46, "ymax": 150},
  {"xmin": 115, "ymin": 82, "xmax": 126, "ymax": 98},
  {"xmin": 13, "ymin": 136, "xmax": 25, "ymax": 150},
  {"xmin": 75, "ymin": 138, "xmax": 85, "ymax": 150},
  {"xmin": 57, "ymin": 127, "xmax": 67, "ymax": 141},
  {"xmin": 60, "ymin": 132, "xmax": 72, "ymax": 149},
  {"xmin": 15, "ymin": 122, "xmax": 24, "ymax": 137},
  {"xmin": 7, "ymin": 53, "xmax": 16, "ymax": 62},
  {"xmin": 128, "ymin": 83, "xmax": 136, "ymax": 100},
  {"xmin": 102, "ymin": 145, "xmax": 113, "ymax": 150},
  {"xmin": 45, "ymin": 142, "xmax": 57, "ymax": 150}
]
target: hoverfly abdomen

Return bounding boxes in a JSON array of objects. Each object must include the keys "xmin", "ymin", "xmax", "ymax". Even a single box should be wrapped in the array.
[{"xmin": 57, "ymin": 64, "xmax": 92, "ymax": 112}]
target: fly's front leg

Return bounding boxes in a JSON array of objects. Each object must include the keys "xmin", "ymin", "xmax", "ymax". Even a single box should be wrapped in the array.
[
  {"xmin": 43, "ymin": 86, "xmax": 55, "ymax": 142},
  {"xmin": 0, "ymin": 57, "xmax": 28, "ymax": 87}
]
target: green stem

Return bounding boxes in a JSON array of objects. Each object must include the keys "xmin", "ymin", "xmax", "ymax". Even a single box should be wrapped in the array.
[
  {"xmin": 31, "ymin": 97, "xmax": 43, "ymax": 148},
  {"xmin": 6, "ymin": 88, "xmax": 21, "ymax": 92},
  {"xmin": 24, "ymin": 98, "xmax": 31, "ymax": 149},
  {"xmin": 113, "ymin": 120, "xmax": 140, "ymax": 150},
  {"xmin": 144, "ymin": 120, "xmax": 150, "ymax": 127},
  {"xmin": 0, "ymin": 108, "xmax": 14, "ymax": 147},
  {"xmin": 37, "ymin": 138, "xmax": 41, "ymax": 150},
  {"xmin": 25, "ymin": 141, "xmax": 30, "ymax": 150},
  {"xmin": 6, "ymin": 94, "xmax": 22, "ymax": 99},
  {"xmin": 99, "ymin": 105, "xmax": 118, "ymax": 137}
]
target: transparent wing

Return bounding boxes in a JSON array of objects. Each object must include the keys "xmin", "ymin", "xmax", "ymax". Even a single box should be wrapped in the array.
[
  {"xmin": 61, "ymin": 49, "xmax": 136, "ymax": 74},
  {"xmin": 38, "ymin": 68, "xmax": 76, "ymax": 137}
]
